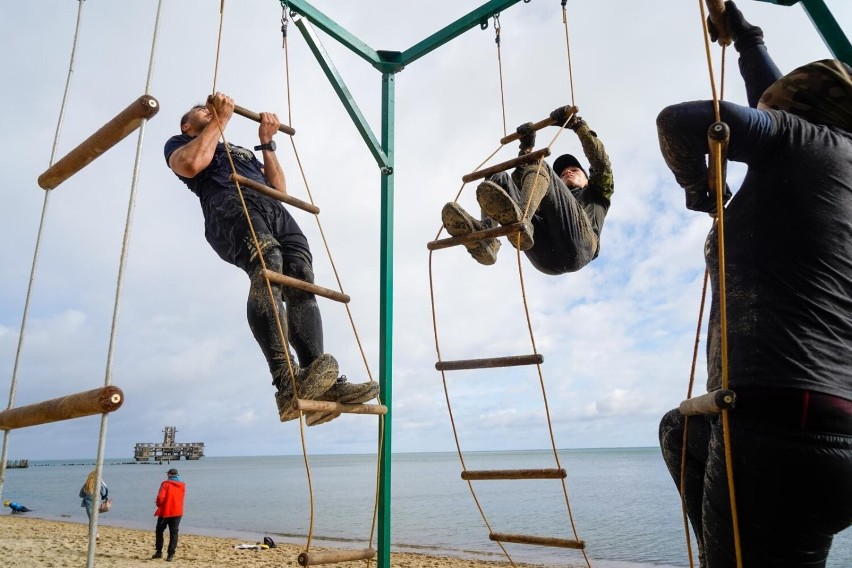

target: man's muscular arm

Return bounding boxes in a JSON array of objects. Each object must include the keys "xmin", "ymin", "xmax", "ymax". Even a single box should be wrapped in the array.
[
  {"xmin": 257, "ymin": 112, "xmax": 287, "ymax": 193},
  {"xmin": 168, "ymin": 92, "xmax": 234, "ymax": 178}
]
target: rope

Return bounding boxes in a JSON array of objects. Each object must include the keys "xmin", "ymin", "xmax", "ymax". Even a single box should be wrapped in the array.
[
  {"xmin": 561, "ymin": 2, "xmax": 576, "ymax": 107},
  {"xmin": 86, "ymin": 3, "xmax": 165, "ymax": 567},
  {"xmin": 429, "ymin": 6, "xmax": 590, "ymax": 566},
  {"xmin": 493, "ymin": 14, "xmax": 508, "ymax": 138},
  {"xmin": 0, "ymin": 0, "xmax": 86, "ymax": 504},
  {"xmin": 672, "ymin": 3, "xmax": 742, "ymax": 567}
]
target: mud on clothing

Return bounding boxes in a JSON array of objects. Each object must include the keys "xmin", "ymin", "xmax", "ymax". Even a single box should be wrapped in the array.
[{"xmin": 164, "ymin": 134, "xmax": 311, "ymax": 270}]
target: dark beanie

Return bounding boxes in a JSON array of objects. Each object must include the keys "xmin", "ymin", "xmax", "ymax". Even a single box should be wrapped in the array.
[{"xmin": 553, "ymin": 154, "xmax": 587, "ymax": 177}]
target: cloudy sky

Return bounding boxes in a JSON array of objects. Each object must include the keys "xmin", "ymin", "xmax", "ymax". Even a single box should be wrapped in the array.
[{"xmin": 1, "ymin": 0, "xmax": 849, "ymax": 460}]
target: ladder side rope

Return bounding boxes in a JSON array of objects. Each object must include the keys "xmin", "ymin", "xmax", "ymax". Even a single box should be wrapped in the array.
[
  {"xmin": 0, "ymin": 0, "xmax": 86, "ymax": 503},
  {"xmin": 675, "ymin": 3, "xmax": 741, "ymax": 567},
  {"xmin": 494, "ymin": 14, "xmax": 508, "ymax": 138},
  {"xmin": 281, "ymin": 18, "xmax": 384, "ymax": 555},
  {"xmin": 561, "ymin": 1, "xmax": 576, "ymax": 107},
  {"xmin": 87, "ymin": 4, "xmax": 166, "ymax": 567}
]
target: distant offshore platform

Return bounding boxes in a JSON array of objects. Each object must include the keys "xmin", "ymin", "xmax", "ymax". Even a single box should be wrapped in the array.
[{"xmin": 134, "ymin": 426, "xmax": 204, "ymax": 463}]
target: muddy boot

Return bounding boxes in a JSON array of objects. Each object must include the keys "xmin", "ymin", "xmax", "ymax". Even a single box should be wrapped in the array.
[
  {"xmin": 519, "ymin": 164, "xmax": 549, "ymax": 218},
  {"xmin": 275, "ymin": 354, "xmax": 339, "ymax": 422},
  {"xmin": 441, "ymin": 202, "xmax": 500, "ymax": 265},
  {"xmin": 306, "ymin": 376, "xmax": 380, "ymax": 427},
  {"xmin": 475, "ymin": 180, "xmax": 534, "ymax": 251}
]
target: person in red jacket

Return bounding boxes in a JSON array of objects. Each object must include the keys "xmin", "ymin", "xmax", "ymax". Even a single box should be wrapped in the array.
[{"xmin": 152, "ymin": 468, "xmax": 186, "ymax": 562}]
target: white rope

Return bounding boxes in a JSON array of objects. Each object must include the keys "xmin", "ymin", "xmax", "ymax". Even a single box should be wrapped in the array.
[
  {"xmin": 85, "ymin": 2, "xmax": 165, "ymax": 567},
  {"xmin": 0, "ymin": 0, "xmax": 86, "ymax": 502}
]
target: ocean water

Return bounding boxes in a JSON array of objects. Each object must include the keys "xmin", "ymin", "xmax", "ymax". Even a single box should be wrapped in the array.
[{"xmin": 2, "ymin": 449, "xmax": 850, "ymax": 567}]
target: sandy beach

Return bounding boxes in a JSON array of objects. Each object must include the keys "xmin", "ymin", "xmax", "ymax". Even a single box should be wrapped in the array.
[{"xmin": 0, "ymin": 515, "xmax": 562, "ymax": 568}]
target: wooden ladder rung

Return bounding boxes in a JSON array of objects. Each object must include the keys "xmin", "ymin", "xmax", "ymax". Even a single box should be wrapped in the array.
[
  {"xmin": 499, "ymin": 105, "xmax": 578, "ymax": 145},
  {"xmin": 0, "ymin": 386, "xmax": 124, "ymax": 431},
  {"xmin": 489, "ymin": 532, "xmax": 585, "ymax": 550},
  {"xmin": 230, "ymin": 173, "xmax": 320, "ymax": 214},
  {"xmin": 296, "ymin": 399, "xmax": 387, "ymax": 416},
  {"xmin": 462, "ymin": 148, "xmax": 550, "ymax": 183},
  {"xmin": 427, "ymin": 222, "xmax": 526, "ymax": 251},
  {"xmin": 298, "ymin": 548, "xmax": 376, "ymax": 566},
  {"xmin": 461, "ymin": 468, "xmax": 566, "ymax": 481},
  {"xmin": 435, "ymin": 354, "xmax": 543, "ymax": 371},
  {"xmin": 679, "ymin": 389, "xmax": 736, "ymax": 416},
  {"xmin": 38, "ymin": 95, "xmax": 160, "ymax": 190},
  {"xmin": 262, "ymin": 269, "xmax": 350, "ymax": 304},
  {"xmin": 207, "ymin": 95, "xmax": 296, "ymax": 136}
]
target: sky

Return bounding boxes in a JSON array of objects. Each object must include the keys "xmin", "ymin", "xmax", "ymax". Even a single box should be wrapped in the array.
[{"xmin": 1, "ymin": 0, "xmax": 850, "ymax": 460}]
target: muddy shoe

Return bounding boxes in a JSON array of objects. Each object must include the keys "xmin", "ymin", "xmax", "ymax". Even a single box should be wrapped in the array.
[
  {"xmin": 441, "ymin": 202, "xmax": 500, "ymax": 265},
  {"xmin": 276, "ymin": 354, "xmax": 340, "ymax": 422},
  {"xmin": 476, "ymin": 180, "xmax": 534, "ymax": 251},
  {"xmin": 306, "ymin": 376, "xmax": 380, "ymax": 427}
]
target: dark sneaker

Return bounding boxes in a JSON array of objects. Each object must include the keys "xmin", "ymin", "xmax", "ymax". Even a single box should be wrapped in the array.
[
  {"xmin": 306, "ymin": 376, "xmax": 380, "ymax": 427},
  {"xmin": 276, "ymin": 354, "xmax": 339, "ymax": 422},
  {"xmin": 441, "ymin": 202, "xmax": 500, "ymax": 265},
  {"xmin": 166, "ymin": 554, "xmax": 174, "ymax": 562},
  {"xmin": 152, "ymin": 552, "xmax": 163, "ymax": 559},
  {"xmin": 476, "ymin": 181, "xmax": 534, "ymax": 251}
]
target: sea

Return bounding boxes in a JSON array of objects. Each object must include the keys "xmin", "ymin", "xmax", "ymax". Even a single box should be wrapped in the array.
[{"xmin": 2, "ymin": 448, "xmax": 850, "ymax": 568}]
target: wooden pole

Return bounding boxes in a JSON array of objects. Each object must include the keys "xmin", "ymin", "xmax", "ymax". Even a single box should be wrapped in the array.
[
  {"xmin": 207, "ymin": 95, "xmax": 296, "ymax": 135},
  {"xmin": 490, "ymin": 533, "xmax": 585, "ymax": 549},
  {"xmin": 427, "ymin": 222, "xmax": 526, "ymax": 251},
  {"xmin": 461, "ymin": 468, "xmax": 566, "ymax": 481},
  {"xmin": 297, "ymin": 399, "xmax": 387, "ymax": 416},
  {"xmin": 0, "ymin": 386, "xmax": 124, "ymax": 431},
  {"xmin": 298, "ymin": 548, "xmax": 376, "ymax": 566},
  {"xmin": 436, "ymin": 354, "xmax": 543, "ymax": 371},
  {"xmin": 679, "ymin": 389, "xmax": 736, "ymax": 416},
  {"xmin": 230, "ymin": 173, "xmax": 320, "ymax": 214},
  {"xmin": 499, "ymin": 105, "xmax": 577, "ymax": 144},
  {"xmin": 462, "ymin": 149, "xmax": 550, "ymax": 183},
  {"xmin": 38, "ymin": 95, "xmax": 159, "ymax": 190},
  {"xmin": 262, "ymin": 269, "xmax": 350, "ymax": 304}
]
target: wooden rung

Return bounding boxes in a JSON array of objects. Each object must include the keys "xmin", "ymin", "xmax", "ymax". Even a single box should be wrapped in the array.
[
  {"xmin": 462, "ymin": 468, "xmax": 566, "ymax": 481},
  {"xmin": 489, "ymin": 533, "xmax": 585, "ymax": 550},
  {"xmin": 679, "ymin": 389, "xmax": 736, "ymax": 416},
  {"xmin": 207, "ymin": 95, "xmax": 296, "ymax": 135},
  {"xmin": 435, "ymin": 354, "xmax": 543, "ymax": 371},
  {"xmin": 427, "ymin": 222, "xmax": 526, "ymax": 251},
  {"xmin": 499, "ymin": 105, "xmax": 578, "ymax": 145},
  {"xmin": 262, "ymin": 269, "xmax": 350, "ymax": 304},
  {"xmin": 230, "ymin": 174, "xmax": 320, "ymax": 214},
  {"xmin": 296, "ymin": 399, "xmax": 387, "ymax": 416},
  {"xmin": 462, "ymin": 148, "xmax": 551, "ymax": 183},
  {"xmin": 38, "ymin": 95, "xmax": 160, "ymax": 190},
  {"xmin": 298, "ymin": 548, "xmax": 376, "ymax": 566},
  {"xmin": 0, "ymin": 386, "xmax": 124, "ymax": 431}
]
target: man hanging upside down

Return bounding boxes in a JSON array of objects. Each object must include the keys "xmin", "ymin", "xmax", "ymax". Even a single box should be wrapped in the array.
[
  {"xmin": 164, "ymin": 92, "xmax": 377, "ymax": 425},
  {"xmin": 441, "ymin": 111, "xmax": 614, "ymax": 275}
]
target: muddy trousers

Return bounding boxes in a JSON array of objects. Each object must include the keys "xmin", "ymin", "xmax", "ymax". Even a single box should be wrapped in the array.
[
  {"xmin": 155, "ymin": 516, "xmax": 182, "ymax": 556},
  {"xmin": 659, "ymin": 408, "xmax": 852, "ymax": 567},
  {"xmin": 246, "ymin": 247, "xmax": 323, "ymax": 388}
]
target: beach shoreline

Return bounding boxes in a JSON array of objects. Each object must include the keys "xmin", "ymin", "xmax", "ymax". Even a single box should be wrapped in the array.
[{"xmin": 0, "ymin": 515, "xmax": 585, "ymax": 568}]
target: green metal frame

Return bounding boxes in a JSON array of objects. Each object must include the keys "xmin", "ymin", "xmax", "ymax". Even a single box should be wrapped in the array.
[{"xmin": 279, "ymin": 1, "xmax": 848, "ymax": 567}]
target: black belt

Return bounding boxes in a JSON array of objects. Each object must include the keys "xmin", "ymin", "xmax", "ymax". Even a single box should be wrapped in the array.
[{"xmin": 733, "ymin": 388, "xmax": 852, "ymax": 436}]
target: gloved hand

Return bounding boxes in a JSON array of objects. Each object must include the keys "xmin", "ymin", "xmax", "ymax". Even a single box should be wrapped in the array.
[
  {"xmin": 549, "ymin": 106, "xmax": 576, "ymax": 128},
  {"xmin": 684, "ymin": 182, "xmax": 732, "ymax": 216},
  {"xmin": 707, "ymin": 0, "xmax": 764, "ymax": 53},
  {"xmin": 565, "ymin": 115, "xmax": 588, "ymax": 132},
  {"xmin": 516, "ymin": 122, "xmax": 536, "ymax": 152}
]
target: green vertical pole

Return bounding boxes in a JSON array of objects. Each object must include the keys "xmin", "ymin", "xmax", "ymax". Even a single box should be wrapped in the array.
[
  {"xmin": 800, "ymin": 0, "xmax": 852, "ymax": 65},
  {"xmin": 377, "ymin": 71, "xmax": 395, "ymax": 568}
]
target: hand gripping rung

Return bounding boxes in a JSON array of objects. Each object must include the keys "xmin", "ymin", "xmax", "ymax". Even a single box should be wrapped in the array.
[
  {"xmin": 296, "ymin": 399, "xmax": 387, "ymax": 416},
  {"xmin": 499, "ymin": 105, "xmax": 578, "ymax": 145},
  {"xmin": 262, "ymin": 269, "xmax": 350, "ymax": 304},
  {"xmin": 427, "ymin": 222, "xmax": 527, "ymax": 251},
  {"xmin": 231, "ymin": 174, "xmax": 319, "ymax": 214},
  {"xmin": 38, "ymin": 95, "xmax": 160, "ymax": 189},
  {"xmin": 489, "ymin": 533, "xmax": 585, "ymax": 550},
  {"xmin": 298, "ymin": 548, "xmax": 376, "ymax": 566},
  {"xmin": 461, "ymin": 148, "xmax": 550, "ymax": 183},
  {"xmin": 461, "ymin": 468, "xmax": 566, "ymax": 481},
  {"xmin": 207, "ymin": 95, "xmax": 296, "ymax": 135},
  {"xmin": 0, "ymin": 386, "xmax": 124, "ymax": 431},
  {"xmin": 435, "ymin": 354, "xmax": 543, "ymax": 371},
  {"xmin": 679, "ymin": 389, "xmax": 736, "ymax": 416}
]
